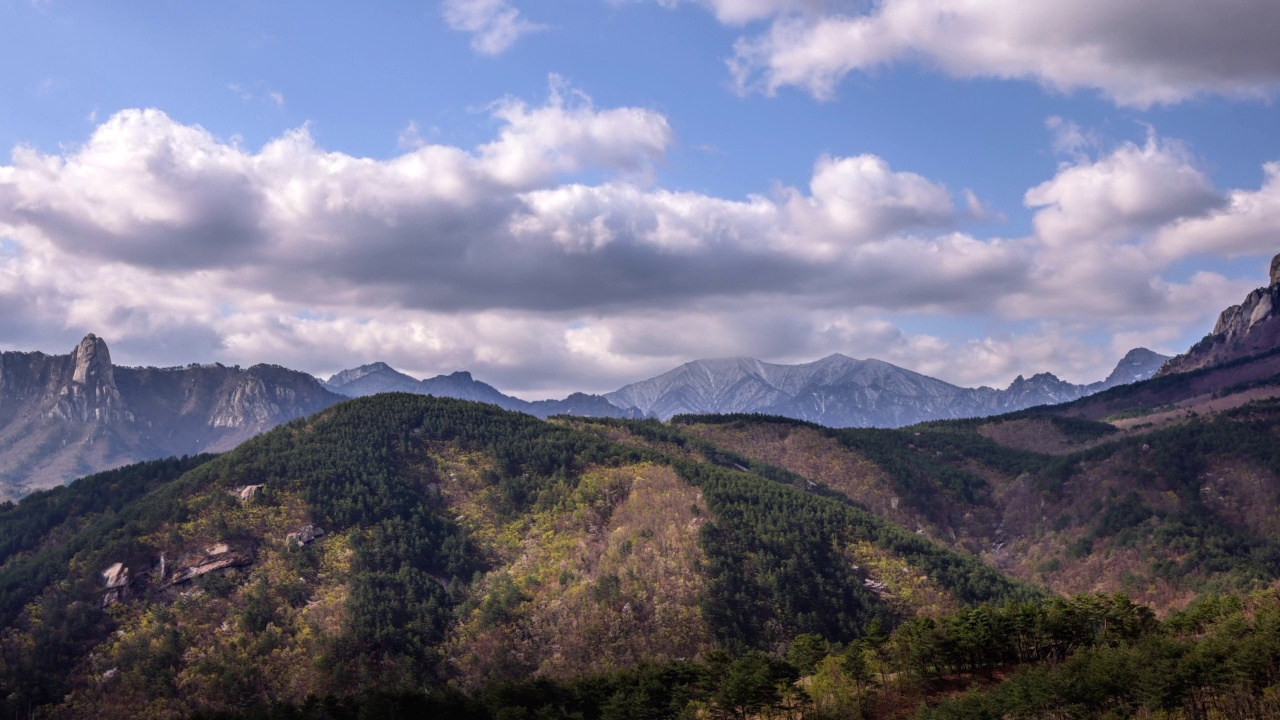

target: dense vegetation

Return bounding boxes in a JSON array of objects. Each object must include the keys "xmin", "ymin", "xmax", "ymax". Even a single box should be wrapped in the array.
[
  {"xmin": 186, "ymin": 590, "xmax": 1280, "ymax": 720},
  {"xmin": 7, "ymin": 385, "xmax": 1280, "ymax": 718},
  {"xmin": 0, "ymin": 395, "xmax": 1034, "ymax": 719}
]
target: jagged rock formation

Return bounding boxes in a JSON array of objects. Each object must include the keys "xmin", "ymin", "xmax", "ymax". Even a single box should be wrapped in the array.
[
  {"xmin": 1159, "ymin": 253, "xmax": 1280, "ymax": 376},
  {"xmin": 325, "ymin": 365, "xmax": 641, "ymax": 419},
  {"xmin": 52, "ymin": 334, "xmax": 132, "ymax": 423},
  {"xmin": 605, "ymin": 350, "xmax": 1169, "ymax": 427},
  {"xmin": 0, "ymin": 335, "xmax": 343, "ymax": 498}
]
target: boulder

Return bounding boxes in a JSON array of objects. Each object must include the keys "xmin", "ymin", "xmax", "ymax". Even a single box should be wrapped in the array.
[
  {"xmin": 100, "ymin": 562, "xmax": 131, "ymax": 607},
  {"xmin": 101, "ymin": 562, "xmax": 129, "ymax": 590},
  {"xmin": 168, "ymin": 543, "xmax": 253, "ymax": 585},
  {"xmin": 286, "ymin": 524, "xmax": 326, "ymax": 547},
  {"xmin": 230, "ymin": 484, "xmax": 264, "ymax": 502}
]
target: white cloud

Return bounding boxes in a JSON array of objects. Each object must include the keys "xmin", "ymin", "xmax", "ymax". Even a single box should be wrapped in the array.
[
  {"xmin": 443, "ymin": 0, "xmax": 545, "ymax": 55},
  {"xmin": 0, "ymin": 96, "xmax": 1275, "ymax": 396},
  {"xmin": 992, "ymin": 132, "xmax": 1248, "ymax": 329},
  {"xmin": 653, "ymin": 0, "xmax": 832, "ymax": 25},
  {"xmin": 787, "ymin": 154, "xmax": 958, "ymax": 245},
  {"xmin": 1045, "ymin": 116, "xmax": 1097, "ymax": 159},
  {"xmin": 1154, "ymin": 162, "xmax": 1280, "ymax": 261},
  {"xmin": 716, "ymin": 0, "xmax": 1280, "ymax": 105},
  {"xmin": 1024, "ymin": 134, "xmax": 1221, "ymax": 247},
  {"xmin": 397, "ymin": 121, "xmax": 426, "ymax": 150},
  {"xmin": 479, "ymin": 76, "xmax": 673, "ymax": 187}
]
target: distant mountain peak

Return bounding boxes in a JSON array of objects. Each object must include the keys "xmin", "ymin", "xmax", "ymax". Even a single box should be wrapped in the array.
[
  {"xmin": 325, "ymin": 361, "xmax": 405, "ymax": 388},
  {"xmin": 1103, "ymin": 348, "xmax": 1168, "ymax": 386}
]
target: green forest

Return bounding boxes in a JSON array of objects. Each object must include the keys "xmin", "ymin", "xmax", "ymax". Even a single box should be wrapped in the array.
[{"xmin": 2, "ymin": 393, "xmax": 1280, "ymax": 719}]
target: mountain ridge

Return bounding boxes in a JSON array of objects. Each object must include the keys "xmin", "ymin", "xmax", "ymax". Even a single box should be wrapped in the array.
[
  {"xmin": 603, "ymin": 347, "xmax": 1169, "ymax": 426},
  {"xmin": 0, "ymin": 336, "xmax": 342, "ymax": 498}
]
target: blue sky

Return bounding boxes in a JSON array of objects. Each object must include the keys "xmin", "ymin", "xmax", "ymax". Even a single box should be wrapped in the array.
[{"xmin": 2, "ymin": 0, "xmax": 1280, "ymax": 397}]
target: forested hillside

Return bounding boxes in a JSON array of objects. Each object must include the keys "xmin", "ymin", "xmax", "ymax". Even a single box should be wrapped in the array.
[
  {"xmin": 622, "ymin": 404, "xmax": 1280, "ymax": 612},
  {"xmin": 6, "ymin": 381, "xmax": 1280, "ymax": 719},
  {"xmin": 0, "ymin": 394, "xmax": 1028, "ymax": 719}
]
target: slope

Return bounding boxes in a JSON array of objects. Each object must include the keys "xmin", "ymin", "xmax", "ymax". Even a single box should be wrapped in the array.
[
  {"xmin": 0, "ymin": 394, "xmax": 1030, "ymax": 719},
  {"xmin": 637, "ymin": 406, "xmax": 1280, "ymax": 613}
]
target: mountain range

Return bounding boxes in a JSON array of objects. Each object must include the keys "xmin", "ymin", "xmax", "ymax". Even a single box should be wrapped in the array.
[
  {"xmin": 0, "ymin": 335, "xmax": 1167, "ymax": 498},
  {"xmin": 600, "ymin": 348, "xmax": 1168, "ymax": 425},
  {"xmin": 323, "ymin": 350, "xmax": 1169, "ymax": 428},
  {"xmin": 321, "ymin": 363, "xmax": 636, "ymax": 419}
]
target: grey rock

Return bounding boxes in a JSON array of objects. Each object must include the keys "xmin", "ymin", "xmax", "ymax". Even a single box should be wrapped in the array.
[
  {"xmin": 1161, "ymin": 253, "xmax": 1280, "ymax": 376},
  {"xmin": 168, "ymin": 543, "xmax": 253, "ymax": 585},
  {"xmin": 0, "ymin": 336, "xmax": 344, "ymax": 498},
  {"xmin": 101, "ymin": 562, "xmax": 129, "ymax": 590},
  {"xmin": 286, "ymin": 524, "xmax": 326, "ymax": 547},
  {"xmin": 230, "ymin": 484, "xmax": 265, "ymax": 502}
]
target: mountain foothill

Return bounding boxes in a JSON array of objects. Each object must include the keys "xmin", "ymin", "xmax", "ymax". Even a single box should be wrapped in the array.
[{"xmin": 4, "ymin": 257, "xmax": 1280, "ymax": 718}]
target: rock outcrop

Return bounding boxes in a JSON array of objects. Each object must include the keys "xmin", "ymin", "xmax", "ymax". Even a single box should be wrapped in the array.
[
  {"xmin": 0, "ymin": 335, "xmax": 344, "ymax": 498},
  {"xmin": 285, "ymin": 524, "xmax": 325, "ymax": 547},
  {"xmin": 169, "ymin": 543, "xmax": 253, "ymax": 585},
  {"xmin": 1159, "ymin": 253, "xmax": 1280, "ymax": 376},
  {"xmin": 46, "ymin": 335, "xmax": 132, "ymax": 424},
  {"xmin": 230, "ymin": 484, "xmax": 265, "ymax": 502}
]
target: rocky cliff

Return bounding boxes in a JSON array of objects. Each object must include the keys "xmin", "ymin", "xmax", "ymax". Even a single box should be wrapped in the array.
[
  {"xmin": 0, "ymin": 336, "xmax": 342, "ymax": 498},
  {"xmin": 1159, "ymin": 254, "xmax": 1280, "ymax": 376}
]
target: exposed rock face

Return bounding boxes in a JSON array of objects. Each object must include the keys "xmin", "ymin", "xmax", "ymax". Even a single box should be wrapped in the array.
[
  {"xmin": 0, "ymin": 336, "xmax": 344, "ymax": 498},
  {"xmin": 100, "ymin": 561, "xmax": 144, "ymax": 606},
  {"xmin": 286, "ymin": 524, "xmax": 325, "ymax": 546},
  {"xmin": 49, "ymin": 335, "xmax": 132, "ymax": 424},
  {"xmin": 1160, "ymin": 253, "xmax": 1280, "ymax": 376},
  {"xmin": 231, "ymin": 484, "xmax": 264, "ymax": 502},
  {"xmin": 101, "ymin": 563, "xmax": 128, "ymax": 588},
  {"xmin": 169, "ymin": 543, "xmax": 253, "ymax": 585}
]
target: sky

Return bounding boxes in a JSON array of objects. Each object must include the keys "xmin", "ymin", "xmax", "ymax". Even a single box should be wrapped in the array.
[{"xmin": 2, "ymin": 0, "xmax": 1280, "ymax": 399}]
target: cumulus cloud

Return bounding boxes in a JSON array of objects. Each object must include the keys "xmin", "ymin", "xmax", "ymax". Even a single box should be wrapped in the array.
[
  {"xmin": 479, "ymin": 76, "xmax": 673, "ymax": 187},
  {"xmin": 443, "ymin": 0, "xmax": 544, "ymax": 55},
  {"xmin": 1154, "ymin": 162, "xmax": 1280, "ymax": 261},
  {"xmin": 1024, "ymin": 134, "xmax": 1222, "ymax": 247},
  {"xmin": 0, "ymin": 93, "xmax": 1273, "ymax": 396},
  {"xmin": 710, "ymin": 0, "xmax": 1280, "ymax": 105},
  {"xmin": 994, "ymin": 132, "xmax": 1248, "ymax": 329},
  {"xmin": 0, "ymin": 82, "xmax": 1008, "ymax": 317}
]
